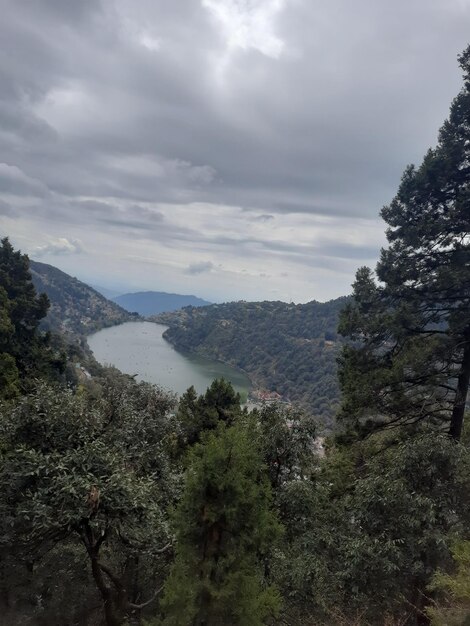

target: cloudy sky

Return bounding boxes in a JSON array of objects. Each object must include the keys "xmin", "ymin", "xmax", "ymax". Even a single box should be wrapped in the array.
[{"xmin": 1, "ymin": 0, "xmax": 469, "ymax": 302}]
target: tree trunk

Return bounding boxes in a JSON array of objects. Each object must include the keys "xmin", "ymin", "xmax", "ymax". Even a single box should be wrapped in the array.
[
  {"xmin": 90, "ymin": 557, "xmax": 124, "ymax": 626},
  {"xmin": 449, "ymin": 338, "xmax": 470, "ymax": 440}
]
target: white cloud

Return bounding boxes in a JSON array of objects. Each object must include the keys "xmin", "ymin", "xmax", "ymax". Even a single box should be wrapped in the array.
[
  {"xmin": 202, "ymin": 0, "xmax": 287, "ymax": 58},
  {"xmin": 34, "ymin": 237, "xmax": 84, "ymax": 257},
  {"xmin": 34, "ymin": 83, "xmax": 96, "ymax": 134},
  {"xmin": 139, "ymin": 32, "xmax": 161, "ymax": 52}
]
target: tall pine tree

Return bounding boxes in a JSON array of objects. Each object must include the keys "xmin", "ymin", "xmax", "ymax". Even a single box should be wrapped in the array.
[
  {"xmin": 159, "ymin": 422, "xmax": 281, "ymax": 626},
  {"xmin": 339, "ymin": 46, "xmax": 470, "ymax": 440}
]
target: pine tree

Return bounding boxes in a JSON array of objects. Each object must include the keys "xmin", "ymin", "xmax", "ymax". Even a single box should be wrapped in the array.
[
  {"xmin": 338, "ymin": 46, "xmax": 470, "ymax": 440},
  {"xmin": 159, "ymin": 422, "xmax": 282, "ymax": 626},
  {"xmin": 176, "ymin": 379, "xmax": 243, "ymax": 449}
]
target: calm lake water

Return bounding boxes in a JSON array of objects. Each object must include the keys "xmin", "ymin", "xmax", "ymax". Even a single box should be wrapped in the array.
[{"xmin": 87, "ymin": 321, "xmax": 252, "ymax": 401}]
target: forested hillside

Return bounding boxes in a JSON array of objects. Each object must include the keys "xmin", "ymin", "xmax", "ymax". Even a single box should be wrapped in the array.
[
  {"xmin": 153, "ymin": 297, "xmax": 348, "ymax": 426},
  {"xmin": 2, "ymin": 236, "xmax": 470, "ymax": 626},
  {"xmin": 30, "ymin": 260, "xmax": 136, "ymax": 339}
]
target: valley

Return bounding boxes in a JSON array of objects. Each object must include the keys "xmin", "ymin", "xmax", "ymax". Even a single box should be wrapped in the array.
[{"xmin": 87, "ymin": 321, "xmax": 252, "ymax": 401}]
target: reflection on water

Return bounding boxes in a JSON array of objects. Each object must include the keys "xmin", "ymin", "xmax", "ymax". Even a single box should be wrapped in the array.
[{"xmin": 88, "ymin": 321, "xmax": 251, "ymax": 401}]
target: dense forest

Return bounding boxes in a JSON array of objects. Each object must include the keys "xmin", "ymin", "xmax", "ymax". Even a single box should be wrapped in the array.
[
  {"xmin": 1, "ymin": 45, "xmax": 470, "ymax": 626},
  {"xmin": 153, "ymin": 297, "xmax": 347, "ymax": 427}
]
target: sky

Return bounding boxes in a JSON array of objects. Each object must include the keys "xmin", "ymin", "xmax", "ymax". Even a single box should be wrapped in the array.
[{"xmin": 1, "ymin": 0, "xmax": 469, "ymax": 303}]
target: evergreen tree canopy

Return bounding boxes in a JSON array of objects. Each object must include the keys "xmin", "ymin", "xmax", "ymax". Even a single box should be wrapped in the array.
[
  {"xmin": 159, "ymin": 422, "xmax": 282, "ymax": 626},
  {"xmin": 0, "ymin": 237, "xmax": 64, "ymax": 396},
  {"xmin": 339, "ymin": 46, "xmax": 470, "ymax": 440},
  {"xmin": 175, "ymin": 378, "xmax": 243, "ymax": 449}
]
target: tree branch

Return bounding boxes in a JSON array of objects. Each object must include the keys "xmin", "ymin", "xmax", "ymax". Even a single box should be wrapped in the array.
[{"xmin": 128, "ymin": 585, "xmax": 164, "ymax": 610}]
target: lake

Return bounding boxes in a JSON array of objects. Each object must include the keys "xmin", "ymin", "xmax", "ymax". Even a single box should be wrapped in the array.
[{"xmin": 87, "ymin": 321, "xmax": 252, "ymax": 401}]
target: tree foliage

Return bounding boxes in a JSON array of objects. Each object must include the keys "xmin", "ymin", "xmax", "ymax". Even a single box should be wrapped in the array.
[
  {"xmin": 159, "ymin": 422, "xmax": 282, "ymax": 626},
  {"xmin": 271, "ymin": 430, "xmax": 470, "ymax": 625},
  {"xmin": 0, "ymin": 238, "xmax": 64, "ymax": 397},
  {"xmin": 428, "ymin": 540, "xmax": 470, "ymax": 625},
  {"xmin": 0, "ymin": 372, "xmax": 178, "ymax": 626},
  {"xmin": 338, "ymin": 45, "xmax": 470, "ymax": 439},
  {"xmin": 175, "ymin": 379, "xmax": 243, "ymax": 450}
]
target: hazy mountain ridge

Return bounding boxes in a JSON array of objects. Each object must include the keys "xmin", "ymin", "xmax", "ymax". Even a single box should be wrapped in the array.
[
  {"xmin": 30, "ymin": 260, "xmax": 136, "ymax": 339},
  {"xmin": 92, "ymin": 284, "xmax": 123, "ymax": 299},
  {"xmin": 153, "ymin": 297, "xmax": 349, "ymax": 426},
  {"xmin": 114, "ymin": 291, "xmax": 212, "ymax": 316}
]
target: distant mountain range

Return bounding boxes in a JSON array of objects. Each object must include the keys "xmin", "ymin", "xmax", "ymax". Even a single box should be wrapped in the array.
[
  {"xmin": 30, "ymin": 260, "xmax": 136, "ymax": 340},
  {"xmin": 113, "ymin": 291, "xmax": 212, "ymax": 316}
]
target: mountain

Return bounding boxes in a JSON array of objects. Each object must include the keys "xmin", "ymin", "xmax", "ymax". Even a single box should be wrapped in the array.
[
  {"xmin": 153, "ymin": 297, "xmax": 349, "ymax": 427},
  {"xmin": 113, "ymin": 291, "xmax": 212, "ymax": 316},
  {"xmin": 30, "ymin": 260, "xmax": 136, "ymax": 339}
]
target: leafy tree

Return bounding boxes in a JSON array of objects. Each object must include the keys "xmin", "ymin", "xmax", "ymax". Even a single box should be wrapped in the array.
[
  {"xmin": 339, "ymin": 46, "xmax": 470, "ymax": 440},
  {"xmin": 159, "ymin": 422, "xmax": 282, "ymax": 626},
  {"xmin": 254, "ymin": 403, "xmax": 318, "ymax": 490},
  {"xmin": 335, "ymin": 434, "xmax": 470, "ymax": 622},
  {"xmin": 262, "ymin": 429, "xmax": 470, "ymax": 626},
  {"xmin": 252, "ymin": 405, "xmax": 327, "ymax": 625},
  {"xmin": 0, "ymin": 372, "xmax": 178, "ymax": 626}
]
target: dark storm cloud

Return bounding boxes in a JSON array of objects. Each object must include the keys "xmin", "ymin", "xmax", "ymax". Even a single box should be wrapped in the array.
[
  {"xmin": 0, "ymin": 2, "xmax": 463, "ymax": 205},
  {"xmin": 1, "ymin": 0, "xmax": 469, "ymax": 300}
]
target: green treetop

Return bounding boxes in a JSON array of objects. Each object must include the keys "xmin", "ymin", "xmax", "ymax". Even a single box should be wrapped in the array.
[{"xmin": 175, "ymin": 378, "xmax": 243, "ymax": 450}]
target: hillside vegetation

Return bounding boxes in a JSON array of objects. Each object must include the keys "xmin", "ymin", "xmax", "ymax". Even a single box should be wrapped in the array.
[
  {"xmin": 153, "ymin": 297, "xmax": 348, "ymax": 426},
  {"xmin": 30, "ymin": 260, "xmax": 136, "ymax": 340},
  {"xmin": 3, "ymin": 235, "xmax": 470, "ymax": 626}
]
